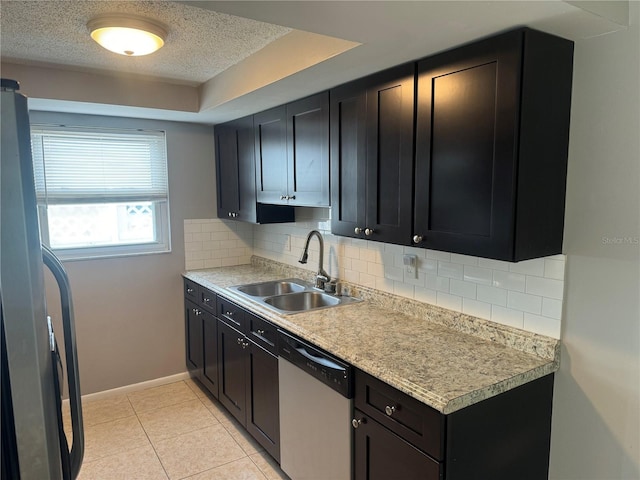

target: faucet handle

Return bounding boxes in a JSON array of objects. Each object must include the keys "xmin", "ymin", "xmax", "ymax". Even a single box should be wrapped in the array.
[{"xmin": 315, "ymin": 273, "xmax": 329, "ymax": 290}]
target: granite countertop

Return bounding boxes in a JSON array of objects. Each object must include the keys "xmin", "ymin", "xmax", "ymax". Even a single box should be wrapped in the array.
[{"xmin": 184, "ymin": 260, "xmax": 559, "ymax": 415}]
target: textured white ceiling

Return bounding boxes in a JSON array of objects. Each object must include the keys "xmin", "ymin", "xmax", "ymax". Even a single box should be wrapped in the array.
[{"xmin": 0, "ymin": 0, "xmax": 291, "ymax": 85}]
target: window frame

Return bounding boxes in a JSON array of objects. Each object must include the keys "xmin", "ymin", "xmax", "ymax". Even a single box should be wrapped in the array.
[{"xmin": 31, "ymin": 124, "xmax": 172, "ymax": 261}]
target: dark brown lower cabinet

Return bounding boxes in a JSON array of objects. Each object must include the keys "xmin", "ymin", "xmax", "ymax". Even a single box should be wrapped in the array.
[
  {"xmin": 217, "ymin": 319, "xmax": 248, "ymax": 423},
  {"xmin": 354, "ymin": 408, "xmax": 442, "ymax": 480},
  {"xmin": 200, "ymin": 310, "xmax": 219, "ymax": 397},
  {"xmin": 245, "ymin": 342, "xmax": 280, "ymax": 461},
  {"xmin": 217, "ymin": 315, "xmax": 280, "ymax": 461},
  {"xmin": 354, "ymin": 369, "xmax": 555, "ymax": 480},
  {"xmin": 184, "ymin": 299, "xmax": 203, "ymax": 376}
]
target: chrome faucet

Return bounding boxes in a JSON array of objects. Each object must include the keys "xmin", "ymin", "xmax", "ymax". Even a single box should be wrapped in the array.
[{"xmin": 299, "ymin": 230, "xmax": 330, "ymax": 290}]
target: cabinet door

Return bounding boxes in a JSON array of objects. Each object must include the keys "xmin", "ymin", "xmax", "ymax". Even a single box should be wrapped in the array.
[
  {"xmin": 353, "ymin": 409, "xmax": 442, "ymax": 480},
  {"xmin": 217, "ymin": 320, "xmax": 247, "ymax": 425},
  {"xmin": 216, "ymin": 116, "xmax": 258, "ymax": 223},
  {"xmin": 330, "ymin": 79, "xmax": 368, "ymax": 238},
  {"xmin": 185, "ymin": 299, "xmax": 203, "ymax": 375},
  {"xmin": 215, "ymin": 122, "xmax": 241, "ymax": 219},
  {"xmin": 255, "ymin": 106, "xmax": 288, "ymax": 204},
  {"xmin": 365, "ymin": 64, "xmax": 415, "ymax": 245},
  {"xmin": 245, "ymin": 342, "xmax": 280, "ymax": 461},
  {"xmin": 200, "ymin": 310, "xmax": 219, "ymax": 398},
  {"xmin": 286, "ymin": 92, "xmax": 330, "ymax": 206},
  {"xmin": 414, "ymin": 32, "xmax": 521, "ymax": 259}
]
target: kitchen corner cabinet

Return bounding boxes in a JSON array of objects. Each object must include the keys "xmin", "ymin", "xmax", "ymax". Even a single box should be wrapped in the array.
[
  {"xmin": 413, "ymin": 28, "xmax": 574, "ymax": 261},
  {"xmin": 216, "ymin": 298, "xmax": 280, "ymax": 461},
  {"xmin": 353, "ymin": 370, "xmax": 554, "ymax": 480},
  {"xmin": 255, "ymin": 92, "xmax": 330, "ymax": 207},
  {"xmin": 215, "ymin": 116, "xmax": 294, "ymax": 224},
  {"xmin": 330, "ymin": 64, "xmax": 414, "ymax": 244}
]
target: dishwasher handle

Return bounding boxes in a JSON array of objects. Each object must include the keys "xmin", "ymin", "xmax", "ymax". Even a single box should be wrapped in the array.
[{"xmin": 278, "ymin": 329, "xmax": 353, "ymax": 398}]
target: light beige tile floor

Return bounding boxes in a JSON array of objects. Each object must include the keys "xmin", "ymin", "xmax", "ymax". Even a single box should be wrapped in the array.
[{"xmin": 66, "ymin": 379, "xmax": 290, "ymax": 480}]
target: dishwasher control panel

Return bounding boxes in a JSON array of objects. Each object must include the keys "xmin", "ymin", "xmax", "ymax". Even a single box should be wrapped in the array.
[{"xmin": 278, "ymin": 329, "xmax": 353, "ymax": 398}]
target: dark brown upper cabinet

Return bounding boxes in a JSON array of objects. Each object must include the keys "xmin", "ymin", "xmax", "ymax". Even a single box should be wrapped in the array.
[
  {"xmin": 413, "ymin": 28, "xmax": 573, "ymax": 261},
  {"xmin": 330, "ymin": 64, "xmax": 415, "ymax": 245},
  {"xmin": 255, "ymin": 93, "xmax": 330, "ymax": 207},
  {"xmin": 216, "ymin": 115, "xmax": 293, "ymax": 224}
]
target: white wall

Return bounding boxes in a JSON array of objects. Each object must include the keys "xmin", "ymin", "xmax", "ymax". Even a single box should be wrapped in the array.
[
  {"xmin": 549, "ymin": 3, "xmax": 640, "ymax": 478},
  {"xmin": 33, "ymin": 111, "xmax": 217, "ymax": 395}
]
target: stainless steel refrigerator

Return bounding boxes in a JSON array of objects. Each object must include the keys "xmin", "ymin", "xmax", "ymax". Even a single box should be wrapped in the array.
[{"xmin": 1, "ymin": 78, "xmax": 84, "ymax": 479}]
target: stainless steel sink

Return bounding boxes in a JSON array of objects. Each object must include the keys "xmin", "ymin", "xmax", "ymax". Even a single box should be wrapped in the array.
[
  {"xmin": 234, "ymin": 279, "xmax": 308, "ymax": 297},
  {"xmin": 263, "ymin": 291, "xmax": 342, "ymax": 312},
  {"xmin": 229, "ymin": 278, "xmax": 360, "ymax": 314}
]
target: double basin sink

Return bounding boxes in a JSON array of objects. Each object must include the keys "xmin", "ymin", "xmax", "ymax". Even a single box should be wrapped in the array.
[{"xmin": 228, "ymin": 278, "xmax": 360, "ymax": 314}]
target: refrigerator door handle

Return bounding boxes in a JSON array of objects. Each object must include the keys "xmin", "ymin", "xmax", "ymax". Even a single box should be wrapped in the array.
[{"xmin": 42, "ymin": 245, "xmax": 84, "ymax": 479}]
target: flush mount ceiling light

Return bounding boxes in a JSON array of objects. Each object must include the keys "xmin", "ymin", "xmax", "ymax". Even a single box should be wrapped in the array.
[{"xmin": 87, "ymin": 14, "xmax": 168, "ymax": 57}]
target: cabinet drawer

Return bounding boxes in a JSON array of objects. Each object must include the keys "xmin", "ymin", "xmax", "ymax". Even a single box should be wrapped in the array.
[
  {"xmin": 246, "ymin": 313, "xmax": 277, "ymax": 355},
  {"xmin": 355, "ymin": 369, "xmax": 445, "ymax": 461},
  {"xmin": 217, "ymin": 296, "xmax": 246, "ymax": 332},
  {"xmin": 184, "ymin": 279, "xmax": 199, "ymax": 302},
  {"xmin": 199, "ymin": 287, "xmax": 217, "ymax": 314}
]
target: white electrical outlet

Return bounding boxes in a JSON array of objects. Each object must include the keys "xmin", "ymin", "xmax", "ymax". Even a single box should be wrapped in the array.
[{"xmin": 403, "ymin": 254, "xmax": 418, "ymax": 278}]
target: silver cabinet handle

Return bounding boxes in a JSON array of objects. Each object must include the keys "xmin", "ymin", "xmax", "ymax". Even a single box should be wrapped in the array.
[
  {"xmin": 413, "ymin": 235, "xmax": 423, "ymax": 244},
  {"xmin": 354, "ymin": 227, "xmax": 363, "ymax": 234},
  {"xmin": 203, "ymin": 297, "xmax": 210, "ymax": 303},
  {"xmin": 257, "ymin": 329, "xmax": 265, "ymax": 335},
  {"xmin": 187, "ymin": 287, "xmax": 194, "ymax": 294},
  {"xmin": 385, "ymin": 405, "xmax": 397, "ymax": 416},
  {"xmin": 352, "ymin": 418, "xmax": 366, "ymax": 429},
  {"xmin": 232, "ymin": 212, "xmax": 238, "ymax": 218},
  {"xmin": 364, "ymin": 228, "xmax": 374, "ymax": 236},
  {"xmin": 237, "ymin": 337, "xmax": 243, "ymax": 345},
  {"xmin": 288, "ymin": 195, "xmax": 296, "ymax": 200},
  {"xmin": 228, "ymin": 212, "xmax": 232, "ymax": 217},
  {"xmin": 225, "ymin": 311, "xmax": 234, "ymax": 317},
  {"xmin": 280, "ymin": 195, "xmax": 287, "ymax": 200},
  {"xmin": 194, "ymin": 309, "xmax": 202, "ymax": 316}
]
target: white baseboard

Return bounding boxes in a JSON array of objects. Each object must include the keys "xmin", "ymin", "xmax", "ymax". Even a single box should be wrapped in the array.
[{"xmin": 69, "ymin": 372, "xmax": 192, "ymax": 404}]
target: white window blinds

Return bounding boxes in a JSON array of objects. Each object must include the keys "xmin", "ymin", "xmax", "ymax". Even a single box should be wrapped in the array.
[{"xmin": 31, "ymin": 126, "xmax": 168, "ymax": 204}]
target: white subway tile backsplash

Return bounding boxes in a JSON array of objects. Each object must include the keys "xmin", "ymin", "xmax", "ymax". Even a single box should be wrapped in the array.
[
  {"xmin": 403, "ymin": 270, "xmax": 427, "ymax": 287},
  {"xmin": 375, "ymin": 277, "xmax": 395, "ymax": 294},
  {"xmin": 415, "ymin": 286, "xmax": 437, "ymax": 304},
  {"xmin": 477, "ymin": 258, "xmax": 510, "ymax": 271},
  {"xmin": 426, "ymin": 249, "xmax": 451, "ymax": 261},
  {"xmin": 492, "ymin": 270, "xmax": 526, "ymax": 292},
  {"xmin": 437, "ymin": 261, "xmax": 464, "ymax": 280},
  {"xmin": 526, "ymin": 276, "xmax": 564, "ymax": 300},
  {"xmin": 507, "ymin": 291, "xmax": 542, "ymax": 315},
  {"xmin": 436, "ymin": 292, "xmax": 462, "ymax": 312},
  {"xmin": 417, "ymin": 258, "xmax": 438, "ymax": 274},
  {"xmin": 541, "ymin": 298, "xmax": 563, "ymax": 320},
  {"xmin": 384, "ymin": 265, "xmax": 404, "ymax": 282},
  {"xmin": 544, "ymin": 258, "xmax": 566, "ymax": 280},
  {"xmin": 186, "ymin": 219, "xmax": 566, "ymax": 338},
  {"xmin": 463, "ymin": 265, "xmax": 493, "ymax": 285},
  {"xmin": 491, "ymin": 305, "xmax": 524, "ymax": 329},
  {"xmin": 509, "ymin": 258, "xmax": 545, "ymax": 276},
  {"xmin": 450, "ymin": 279, "xmax": 477, "ymax": 299},
  {"xmin": 359, "ymin": 273, "xmax": 377, "ymax": 288},
  {"xmin": 394, "ymin": 281, "xmax": 415, "ymax": 299},
  {"xmin": 450, "ymin": 253, "xmax": 479, "ymax": 266},
  {"xmin": 367, "ymin": 262, "xmax": 385, "ymax": 278},
  {"xmin": 477, "ymin": 285, "xmax": 508, "ymax": 306},
  {"xmin": 426, "ymin": 274, "xmax": 450, "ymax": 293},
  {"xmin": 462, "ymin": 298, "xmax": 492, "ymax": 319},
  {"xmin": 524, "ymin": 313, "xmax": 561, "ymax": 339}
]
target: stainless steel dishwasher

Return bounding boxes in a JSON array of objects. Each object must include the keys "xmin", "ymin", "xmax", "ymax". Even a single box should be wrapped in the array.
[{"xmin": 278, "ymin": 330, "xmax": 353, "ymax": 480}]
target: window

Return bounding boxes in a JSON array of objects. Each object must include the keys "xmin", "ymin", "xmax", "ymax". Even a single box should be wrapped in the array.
[{"xmin": 31, "ymin": 125, "xmax": 170, "ymax": 260}]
